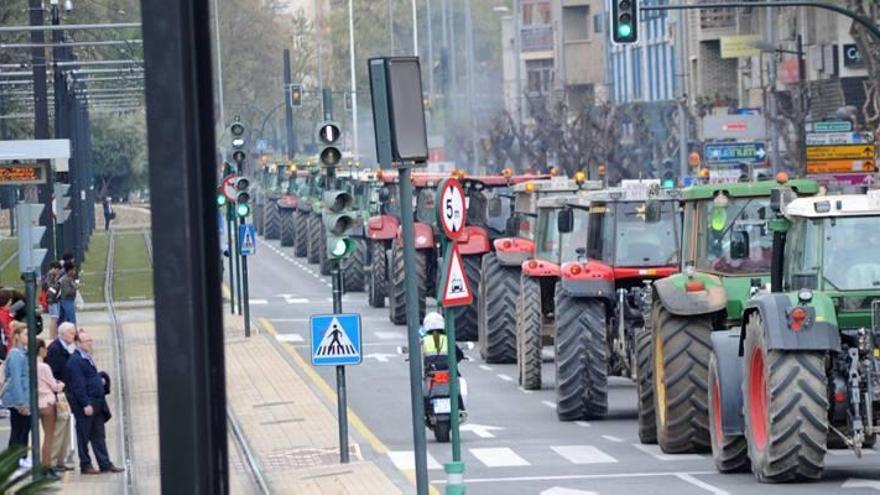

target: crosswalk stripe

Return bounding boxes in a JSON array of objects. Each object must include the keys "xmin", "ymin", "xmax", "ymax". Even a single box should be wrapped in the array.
[
  {"xmin": 275, "ymin": 334, "xmax": 304, "ymax": 343},
  {"xmin": 551, "ymin": 445, "xmax": 618, "ymax": 464},
  {"xmin": 375, "ymin": 331, "xmax": 405, "ymax": 340},
  {"xmin": 387, "ymin": 451, "xmax": 442, "ymax": 471},
  {"xmin": 249, "ymin": 299, "xmax": 268, "ymax": 305},
  {"xmin": 632, "ymin": 443, "xmax": 705, "ymax": 461},
  {"xmin": 470, "ymin": 447, "xmax": 530, "ymax": 467}
]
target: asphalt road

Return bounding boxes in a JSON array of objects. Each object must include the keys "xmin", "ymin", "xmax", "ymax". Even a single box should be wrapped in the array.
[{"xmin": 243, "ymin": 236, "xmax": 880, "ymax": 495}]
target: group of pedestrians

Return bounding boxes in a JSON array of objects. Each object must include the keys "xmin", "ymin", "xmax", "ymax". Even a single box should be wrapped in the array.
[{"xmin": 0, "ymin": 254, "xmax": 123, "ymax": 479}]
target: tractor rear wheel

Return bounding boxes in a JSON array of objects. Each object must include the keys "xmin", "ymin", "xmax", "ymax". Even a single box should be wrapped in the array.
[
  {"xmin": 708, "ymin": 352, "xmax": 749, "ymax": 473},
  {"xmin": 306, "ymin": 213, "xmax": 321, "ymax": 264},
  {"xmin": 478, "ymin": 253, "xmax": 518, "ymax": 364},
  {"xmin": 264, "ymin": 200, "xmax": 280, "ymax": 239},
  {"xmin": 279, "ymin": 210, "xmax": 295, "ymax": 247},
  {"xmin": 254, "ymin": 203, "xmax": 264, "ymax": 235},
  {"xmin": 342, "ymin": 238, "xmax": 367, "ymax": 292},
  {"xmin": 318, "ymin": 223, "xmax": 331, "ymax": 275},
  {"xmin": 652, "ymin": 304, "xmax": 712, "ymax": 453},
  {"xmin": 516, "ymin": 274, "xmax": 543, "ymax": 390},
  {"xmin": 555, "ymin": 287, "xmax": 608, "ymax": 421},
  {"xmin": 293, "ymin": 211, "xmax": 308, "ymax": 257},
  {"xmin": 389, "ymin": 244, "xmax": 426, "ymax": 325},
  {"xmin": 743, "ymin": 313, "xmax": 827, "ymax": 482},
  {"xmin": 367, "ymin": 241, "xmax": 387, "ymax": 308},
  {"xmin": 453, "ymin": 254, "xmax": 481, "ymax": 342},
  {"xmin": 636, "ymin": 324, "xmax": 657, "ymax": 444}
]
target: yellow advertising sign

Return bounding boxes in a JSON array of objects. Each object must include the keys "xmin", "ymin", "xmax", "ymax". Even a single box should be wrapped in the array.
[
  {"xmin": 806, "ymin": 145, "xmax": 875, "ymax": 161},
  {"xmin": 720, "ymin": 35, "xmax": 762, "ymax": 59},
  {"xmin": 806, "ymin": 160, "xmax": 876, "ymax": 174}
]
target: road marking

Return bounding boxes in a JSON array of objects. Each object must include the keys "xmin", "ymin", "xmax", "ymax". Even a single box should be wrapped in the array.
[
  {"xmin": 574, "ymin": 421, "xmax": 591, "ymax": 428},
  {"xmin": 432, "ymin": 470, "xmax": 718, "ymax": 485},
  {"xmin": 601, "ymin": 435, "xmax": 623, "ymax": 443},
  {"xmin": 469, "ymin": 447, "xmax": 530, "ymax": 467},
  {"xmin": 364, "ymin": 353, "xmax": 396, "ymax": 363},
  {"xmin": 375, "ymin": 331, "xmax": 405, "ymax": 340},
  {"xmin": 249, "ymin": 299, "xmax": 268, "ymax": 305},
  {"xmin": 478, "ymin": 365, "xmax": 493, "ymax": 372},
  {"xmin": 519, "ymin": 388, "xmax": 533, "ymax": 395},
  {"xmin": 542, "ymin": 401, "xmax": 556, "ymax": 410},
  {"xmin": 282, "ymin": 297, "xmax": 310, "ymax": 304},
  {"xmin": 828, "ymin": 448, "xmax": 877, "ymax": 456},
  {"xmin": 496, "ymin": 374, "xmax": 513, "ymax": 382},
  {"xmin": 387, "ymin": 451, "xmax": 442, "ymax": 471},
  {"xmin": 274, "ymin": 334, "xmax": 304, "ymax": 343},
  {"xmin": 460, "ymin": 423, "xmax": 504, "ymax": 439},
  {"xmin": 674, "ymin": 473, "xmax": 729, "ymax": 495},
  {"xmin": 540, "ymin": 488, "xmax": 597, "ymax": 495},
  {"xmin": 551, "ymin": 445, "xmax": 618, "ymax": 464},
  {"xmin": 632, "ymin": 444, "xmax": 705, "ymax": 461}
]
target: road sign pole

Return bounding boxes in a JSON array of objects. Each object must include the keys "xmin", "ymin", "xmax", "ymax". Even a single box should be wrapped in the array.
[
  {"xmin": 226, "ymin": 208, "xmax": 235, "ymax": 314},
  {"xmin": 233, "ymin": 217, "xmax": 243, "ymax": 315},
  {"xmin": 24, "ymin": 271, "xmax": 40, "ymax": 477},
  {"xmin": 239, "ymin": 218, "xmax": 251, "ymax": 337},
  {"xmin": 443, "ymin": 243, "xmax": 465, "ymax": 495},
  {"xmin": 331, "ymin": 259, "xmax": 350, "ymax": 463},
  {"xmin": 399, "ymin": 166, "xmax": 429, "ymax": 494}
]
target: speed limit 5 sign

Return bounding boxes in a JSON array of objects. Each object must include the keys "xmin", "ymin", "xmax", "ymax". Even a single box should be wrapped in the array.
[{"xmin": 437, "ymin": 178, "xmax": 466, "ymax": 240}]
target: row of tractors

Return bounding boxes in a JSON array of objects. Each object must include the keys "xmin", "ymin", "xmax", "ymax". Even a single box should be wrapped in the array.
[{"xmin": 254, "ymin": 164, "xmax": 880, "ymax": 484}]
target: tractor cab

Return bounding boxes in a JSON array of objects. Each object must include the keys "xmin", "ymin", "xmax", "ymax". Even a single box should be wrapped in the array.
[
  {"xmin": 278, "ymin": 166, "xmax": 310, "ymax": 210},
  {"xmin": 708, "ymin": 190, "xmax": 880, "ymax": 482}
]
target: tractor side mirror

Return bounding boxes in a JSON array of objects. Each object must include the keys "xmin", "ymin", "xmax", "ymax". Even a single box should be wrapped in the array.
[
  {"xmin": 645, "ymin": 200, "xmax": 661, "ymax": 223},
  {"xmin": 730, "ymin": 230, "xmax": 750, "ymax": 260},
  {"xmin": 557, "ymin": 209, "xmax": 574, "ymax": 234}
]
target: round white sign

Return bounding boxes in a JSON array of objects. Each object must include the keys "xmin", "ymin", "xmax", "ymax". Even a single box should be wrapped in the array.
[{"xmin": 438, "ymin": 179, "xmax": 466, "ymax": 239}]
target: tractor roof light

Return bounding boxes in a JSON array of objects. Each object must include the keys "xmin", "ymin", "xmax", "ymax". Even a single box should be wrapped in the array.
[
  {"xmin": 814, "ymin": 201, "xmax": 831, "ymax": 213},
  {"xmin": 502, "ymin": 167, "xmax": 513, "ymax": 179},
  {"xmin": 574, "ymin": 171, "xmax": 586, "ymax": 184},
  {"xmin": 775, "ymin": 172, "xmax": 789, "ymax": 184},
  {"xmin": 524, "ymin": 182, "xmax": 536, "ymax": 193}
]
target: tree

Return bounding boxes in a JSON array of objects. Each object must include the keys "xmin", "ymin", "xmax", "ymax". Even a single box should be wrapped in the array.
[{"xmin": 90, "ymin": 112, "xmax": 147, "ymax": 199}]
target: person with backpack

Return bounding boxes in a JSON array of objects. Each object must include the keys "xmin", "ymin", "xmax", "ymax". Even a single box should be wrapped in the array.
[
  {"xmin": 43, "ymin": 261, "xmax": 63, "ymax": 339},
  {"xmin": 58, "ymin": 263, "xmax": 79, "ymax": 326}
]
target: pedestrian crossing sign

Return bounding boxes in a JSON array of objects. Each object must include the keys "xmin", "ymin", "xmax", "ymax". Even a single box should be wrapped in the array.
[
  {"xmin": 239, "ymin": 223, "xmax": 256, "ymax": 256},
  {"xmin": 310, "ymin": 313, "xmax": 362, "ymax": 366}
]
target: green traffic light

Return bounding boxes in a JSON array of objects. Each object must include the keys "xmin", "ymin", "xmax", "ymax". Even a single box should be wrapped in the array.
[
  {"xmin": 329, "ymin": 237, "xmax": 356, "ymax": 258},
  {"xmin": 618, "ymin": 23, "xmax": 633, "ymax": 38},
  {"xmin": 217, "ymin": 194, "xmax": 227, "ymax": 206},
  {"xmin": 662, "ymin": 179, "xmax": 675, "ymax": 189},
  {"xmin": 236, "ymin": 202, "xmax": 250, "ymax": 217}
]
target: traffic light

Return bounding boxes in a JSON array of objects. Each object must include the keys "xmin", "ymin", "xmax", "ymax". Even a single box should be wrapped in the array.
[
  {"xmin": 660, "ymin": 159, "xmax": 675, "ymax": 188},
  {"xmin": 231, "ymin": 121, "xmax": 247, "ymax": 169},
  {"xmin": 233, "ymin": 176, "xmax": 251, "ymax": 217},
  {"xmin": 322, "ymin": 190, "xmax": 357, "ymax": 258},
  {"xmin": 317, "ymin": 121, "xmax": 342, "ymax": 167},
  {"xmin": 290, "ymin": 84, "xmax": 303, "ymax": 107},
  {"xmin": 16, "ymin": 203, "xmax": 47, "ymax": 274},
  {"xmin": 53, "ymin": 183, "xmax": 71, "ymax": 224},
  {"xmin": 611, "ymin": 0, "xmax": 639, "ymax": 44},
  {"xmin": 216, "ymin": 188, "xmax": 228, "ymax": 207}
]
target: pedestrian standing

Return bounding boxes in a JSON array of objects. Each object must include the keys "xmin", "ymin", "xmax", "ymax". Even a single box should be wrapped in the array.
[
  {"xmin": 102, "ymin": 197, "xmax": 114, "ymax": 231},
  {"xmin": 0, "ymin": 290, "xmax": 12, "ymax": 359},
  {"xmin": 65, "ymin": 331, "xmax": 124, "ymax": 474},
  {"xmin": 43, "ymin": 261, "xmax": 62, "ymax": 339},
  {"xmin": 46, "ymin": 322, "xmax": 76, "ymax": 470},
  {"xmin": 3, "ymin": 322, "xmax": 30, "ymax": 455},
  {"xmin": 58, "ymin": 264, "xmax": 79, "ymax": 326},
  {"xmin": 36, "ymin": 338, "xmax": 64, "ymax": 474}
]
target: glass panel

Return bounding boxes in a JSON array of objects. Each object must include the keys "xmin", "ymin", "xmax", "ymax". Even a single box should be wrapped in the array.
[
  {"xmin": 696, "ymin": 198, "xmax": 773, "ymax": 274},
  {"xmin": 536, "ymin": 208, "xmax": 559, "ymax": 260},
  {"xmin": 560, "ymin": 209, "xmax": 589, "ymax": 262},
  {"xmin": 823, "ymin": 216, "xmax": 880, "ymax": 291},
  {"xmin": 613, "ymin": 201, "xmax": 679, "ymax": 266}
]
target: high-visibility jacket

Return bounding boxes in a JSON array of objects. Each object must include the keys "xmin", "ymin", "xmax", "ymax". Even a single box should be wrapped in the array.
[{"xmin": 422, "ymin": 333, "xmax": 448, "ymax": 356}]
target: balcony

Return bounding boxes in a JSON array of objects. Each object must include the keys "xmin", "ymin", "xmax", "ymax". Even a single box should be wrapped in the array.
[
  {"xmin": 522, "ymin": 26, "xmax": 554, "ymax": 53},
  {"xmin": 698, "ymin": 4, "xmax": 736, "ymax": 41}
]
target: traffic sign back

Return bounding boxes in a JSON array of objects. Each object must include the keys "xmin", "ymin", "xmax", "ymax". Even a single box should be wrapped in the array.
[
  {"xmin": 438, "ymin": 179, "xmax": 466, "ymax": 240},
  {"xmin": 439, "ymin": 244, "xmax": 473, "ymax": 307},
  {"xmin": 310, "ymin": 313, "xmax": 362, "ymax": 366}
]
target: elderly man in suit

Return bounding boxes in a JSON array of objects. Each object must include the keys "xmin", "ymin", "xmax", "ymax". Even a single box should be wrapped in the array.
[{"xmin": 65, "ymin": 331, "xmax": 123, "ymax": 474}]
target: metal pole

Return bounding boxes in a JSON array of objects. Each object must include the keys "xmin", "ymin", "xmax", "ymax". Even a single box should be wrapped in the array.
[
  {"xmin": 412, "ymin": 0, "xmax": 419, "ymax": 55},
  {"xmin": 29, "ymin": 0, "xmax": 54, "ymax": 272},
  {"xmin": 25, "ymin": 271, "xmax": 40, "ymax": 476},
  {"xmin": 331, "ymin": 263, "xmax": 350, "ymax": 463},
  {"xmin": 766, "ymin": 5, "xmax": 781, "ymax": 175},
  {"xmin": 234, "ymin": 214, "xmax": 243, "ymax": 315},
  {"xmin": 443, "ymin": 244, "xmax": 465, "ymax": 494},
  {"xmin": 315, "ymin": 0, "xmax": 324, "ymax": 87},
  {"xmin": 676, "ymin": 1, "xmax": 689, "ymax": 180},
  {"xmin": 240, "ymin": 216, "xmax": 251, "ymax": 337},
  {"xmin": 347, "ymin": 0, "xmax": 359, "ymax": 161},
  {"xmin": 142, "ymin": 0, "xmax": 229, "ymax": 488},
  {"xmin": 212, "ymin": 0, "xmax": 226, "ymax": 128},
  {"xmin": 513, "ymin": 0, "xmax": 523, "ymax": 126},
  {"xmin": 388, "ymin": 0, "xmax": 396, "ymax": 55},
  {"xmin": 399, "ymin": 166, "xmax": 429, "ymax": 495},
  {"xmin": 226, "ymin": 214, "xmax": 235, "ymax": 314},
  {"xmin": 0, "ymin": 22, "xmax": 141, "ymax": 33},
  {"xmin": 283, "ymin": 49, "xmax": 296, "ymax": 159},
  {"xmin": 426, "ymin": 0, "xmax": 435, "ymax": 106},
  {"xmin": 463, "ymin": 0, "xmax": 478, "ymax": 170}
]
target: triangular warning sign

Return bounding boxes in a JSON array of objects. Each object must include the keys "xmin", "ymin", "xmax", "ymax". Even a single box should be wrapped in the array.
[
  {"xmin": 441, "ymin": 244, "xmax": 473, "ymax": 307},
  {"xmin": 315, "ymin": 317, "xmax": 358, "ymax": 358}
]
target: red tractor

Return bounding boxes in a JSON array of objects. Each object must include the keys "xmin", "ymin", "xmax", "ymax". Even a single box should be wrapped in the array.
[
  {"xmin": 552, "ymin": 181, "xmax": 681, "ymax": 421},
  {"xmin": 478, "ymin": 176, "xmax": 601, "ymax": 363},
  {"xmin": 364, "ymin": 169, "xmax": 401, "ymax": 307}
]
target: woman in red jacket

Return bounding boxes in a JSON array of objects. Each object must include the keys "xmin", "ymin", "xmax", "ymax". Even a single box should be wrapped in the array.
[{"xmin": 0, "ymin": 290, "xmax": 13, "ymax": 358}]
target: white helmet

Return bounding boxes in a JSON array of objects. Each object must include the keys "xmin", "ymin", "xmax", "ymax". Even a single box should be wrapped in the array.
[{"xmin": 423, "ymin": 311, "xmax": 445, "ymax": 332}]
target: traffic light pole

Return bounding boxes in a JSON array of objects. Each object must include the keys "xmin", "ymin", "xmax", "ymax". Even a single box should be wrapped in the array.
[
  {"xmin": 233, "ymin": 217, "xmax": 243, "ymax": 315},
  {"xmin": 226, "ymin": 207, "xmax": 235, "ymax": 314},
  {"xmin": 24, "ymin": 271, "xmax": 40, "ymax": 476},
  {"xmin": 398, "ymin": 165, "xmax": 429, "ymax": 495},
  {"xmin": 331, "ymin": 260, "xmax": 350, "ymax": 464},
  {"xmin": 283, "ymin": 49, "xmax": 296, "ymax": 159},
  {"xmin": 239, "ymin": 216, "xmax": 251, "ymax": 337}
]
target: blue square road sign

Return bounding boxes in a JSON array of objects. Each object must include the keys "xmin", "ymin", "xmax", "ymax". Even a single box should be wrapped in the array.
[{"xmin": 310, "ymin": 313, "xmax": 362, "ymax": 366}]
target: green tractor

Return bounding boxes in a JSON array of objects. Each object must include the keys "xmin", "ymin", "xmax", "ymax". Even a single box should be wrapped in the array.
[
  {"xmin": 277, "ymin": 166, "xmax": 311, "ymax": 248},
  {"xmin": 261, "ymin": 164, "xmax": 286, "ymax": 240},
  {"xmin": 645, "ymin": 178, "xmax": 819, "ymax": 451},
  {"xmin": 709, "ymin": 190, "xmax": 880, "ymax": 482},
  {"xmin": 293, "ymin": 166, "xmax": 323, "ymax": 259},
  {"xmin": 333, "ymin": 170, "xmax": 375, "ymax": 292}
]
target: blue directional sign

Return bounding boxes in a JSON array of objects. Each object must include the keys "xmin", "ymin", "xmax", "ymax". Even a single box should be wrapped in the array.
[
  {"xmin": 310, "ymin": 313, "xmax": 362, "ymax": 366},
  {"xmin": 238, "ymin": 223, "xmax": 256, "ymax": 256},
  {"xmin": 703, "ymin": 142, "xmax": 767, "ymax": 166}
]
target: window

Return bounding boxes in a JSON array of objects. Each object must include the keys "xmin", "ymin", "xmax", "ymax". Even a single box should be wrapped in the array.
[
  {"xmin": 522, "ymin": 0, "xmax": 552, "ymax": 26},
  {"xmin": 696, "ymin": 197, "xmax": 773, "ymax": 274},
  {"xmin": 536, "ymin": 208, "xmax": 559, "ymax": 261},
  {"xmin": 526, "ymin": 59, "xmax": 554, "ymax": 95},
  {"xmin": 593, "ymin": 13, "xmax": 604, "ymax": 34},
  {"xmin": 563, "ymin": 5, "xmax": 590, "ymax": 41}
]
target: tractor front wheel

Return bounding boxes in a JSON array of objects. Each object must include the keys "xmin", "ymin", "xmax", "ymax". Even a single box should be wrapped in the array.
[
  {"xmin": 478, "ymin": 253, "xmax": 518, "ymax": 363},
  {"xmin": 708, "ymin": 352, "xmax": 749, "ymax": 473},
  {"xmin": 516, "ymin": 275, "xmax": 543, "ymax": 390},
  {"xmin": 367, "ymin": 241, "xmax": 387, "ymax": 308}
]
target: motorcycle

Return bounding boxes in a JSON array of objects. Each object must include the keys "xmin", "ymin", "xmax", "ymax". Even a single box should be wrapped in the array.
[{"xmin": 423, "ymin": 357, "xmax": 468, "ymax": 443}]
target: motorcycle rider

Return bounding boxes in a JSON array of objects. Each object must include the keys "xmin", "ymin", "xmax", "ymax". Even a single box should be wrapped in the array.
[{"xmin": 420, "ymin": 311, "xmax": 464, "ymax": 372}]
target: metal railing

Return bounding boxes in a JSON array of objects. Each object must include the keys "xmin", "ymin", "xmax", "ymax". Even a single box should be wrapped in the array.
[{"xmin": 521, "ymin": 26, "xmax": 553, "ymax": 52}]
